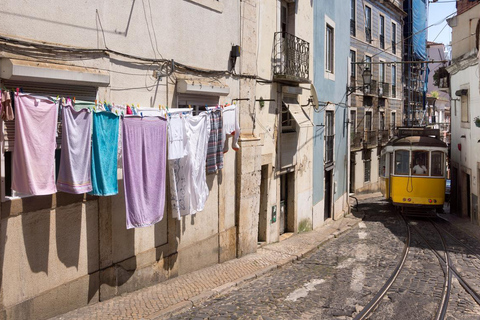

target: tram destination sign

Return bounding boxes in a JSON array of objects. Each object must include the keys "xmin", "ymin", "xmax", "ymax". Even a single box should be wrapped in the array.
[{"xmin": 397, "ymin": 127, "xmax": 440, "ymax": 139}]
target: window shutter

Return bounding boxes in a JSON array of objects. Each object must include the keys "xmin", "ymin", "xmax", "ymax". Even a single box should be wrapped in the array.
[{"xmin": 1, "ymin": 81, "xmax": 97, "ymax": 152}]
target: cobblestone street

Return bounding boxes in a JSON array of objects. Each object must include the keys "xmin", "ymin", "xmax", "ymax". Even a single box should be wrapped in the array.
[
  {"xmin": 51, "ymin": 195, "xmax": 480, "ymax": 320},
  {"xmin": 171, "ymin": 197, "xmax": 480, "ymax": 320}
]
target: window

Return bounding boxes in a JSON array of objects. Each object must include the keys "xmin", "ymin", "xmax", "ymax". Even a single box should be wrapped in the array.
[
  {"xmin": 380, "ymin": 15, "xmax": 385, "ymax": 49},
  {"xmin": 350, "ymin": 0, "xmax": 356, "ymax": 36},
  {"xmin": 379, "ymin": 62, "xmax": 385, "ymax": 83},
  {"xmin": 380, "ymin": 154, "xmax": 386, "ymax": 177},
  {"xmin": 350, "ymin": 110, "xmax": 357, "ymax": 133},
  {"xmin": 412, "ymin": 151, "xmax": 429, "ymax": 175},
  {"xmin": 365, "ymin": 111, "xmax": 372, "ymax": 131},
  {"xmin": 365, "ymin": 6, "xmax": 372, "ymax": 43},
  {"xmin": 391, "ymin": 65, "xmax": 397, "ymax": 98},
  {"xmin": 431, "ymin": 151, "xmax": 444, "ymax": 177},
  {"xmin": 395, "ymin": 150, "xmax": 410, "ymax": 175},
  {"xmin": 325, "ymin": 111, "xmax": 334, "ymax": 163},
  {"xmin": 380, "ymin": 112, "xmax": 385, "ymax": 131},
  {"xmin": 281, "ymin": 3, "xmax": 287, "ymax": 35},
  {"xmin": 364, "ymin": 160, "xmax": 371, "ymax": 182},
  {"xmin": 281, "ymin": 102, "xmax": 295, "ymax": 133},
  {"xmin": 461, "ymin": 92, "xmax": 469, "ymax": 122},
  {"xmin": 365, "ymin": 55, "xmax": 372, "ymax": 73},
  {"xmin": 177, "ymin": 93, "xmax": 220, "ymax": 116},
  {"xmin": 350, "ymin": 50, "xmax": 356, "ymax": 79},
  {"xmin": 391, "ymin": 112, "xmax": 396, "ymax": 135},
  {"xmin": 1, "ymin": 81, "xmax": 98, "ymax": 198},
  {"xmin": 326, "ymin": 25, "xmax": 334, "ymax": 73},
  {"xmin": 391, "ymin": 22, "xmax": 397, "ymax": 54}
]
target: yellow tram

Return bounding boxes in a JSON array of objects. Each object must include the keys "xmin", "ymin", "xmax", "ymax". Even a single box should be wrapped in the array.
[{"xmin": 380, "ymin": 128, "xmax": 448, "ymax": 213}]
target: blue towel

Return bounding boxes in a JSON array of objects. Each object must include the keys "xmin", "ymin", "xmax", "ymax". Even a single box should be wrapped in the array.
[{"xmin": 90, "ymin": 112, "xmax": 119, "ymax": 196}]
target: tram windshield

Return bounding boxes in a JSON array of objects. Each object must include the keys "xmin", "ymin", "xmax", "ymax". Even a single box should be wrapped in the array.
[
  {"xmin": 412, "ymin": 151, "xmax": 429, "ymax": 175},
  {"xmin": 431, "ymin": 151, "xmax": 444, "ymax": 177},
  {"xmin": 395, "ymin": 150, "xmax": 410, "ymax": 175}
]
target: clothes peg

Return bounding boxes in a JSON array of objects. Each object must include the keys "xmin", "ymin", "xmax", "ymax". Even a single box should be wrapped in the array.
[
  {"xmin": 188, "ymin": 104, "xmax": 192, "ymax": 109},
  {"xmin": 73, "ymin": 97, "xmax": 76, "ymax": 104},
  {"xmin": 15, "ymin": 87, "xmax": 19, "ymax": 97}
]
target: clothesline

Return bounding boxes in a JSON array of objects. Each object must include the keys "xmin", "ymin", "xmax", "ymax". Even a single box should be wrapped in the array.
[{"xmin": 0, "ymin": 90, "xmax": 241, "ymax": 230}]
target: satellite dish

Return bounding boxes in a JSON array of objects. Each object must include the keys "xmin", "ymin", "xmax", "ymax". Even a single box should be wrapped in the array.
[{"xmin": 310, "ymin": 83, "xmax": 319, "ymax": 111}]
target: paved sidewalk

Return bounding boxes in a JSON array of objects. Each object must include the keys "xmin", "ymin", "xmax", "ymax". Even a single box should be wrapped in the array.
[{"xmin": 51, "ymin": 208, "xmax": 364, "ymax": 320}]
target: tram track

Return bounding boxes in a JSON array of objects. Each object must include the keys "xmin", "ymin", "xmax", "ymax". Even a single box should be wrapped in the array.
[
  {"xmin": 354, "ymin": 213, "xmax": 411, "ymax": 320},
  {"xmin": 408, "ymin": 219, "xmax": 452, "ymax": 320},
  {"xmin": 429, "ymin": 218, "xmax": 480, "ymax": 306}
]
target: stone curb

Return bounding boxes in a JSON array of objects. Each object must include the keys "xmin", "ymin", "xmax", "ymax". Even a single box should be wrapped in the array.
[{"xmin": 152, "ymin": 216, "xmax": 363, "ymax": 319}]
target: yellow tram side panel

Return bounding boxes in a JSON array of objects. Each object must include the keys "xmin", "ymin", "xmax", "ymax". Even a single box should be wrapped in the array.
[{"xmin": 390, "ymin": 176, "xmax": 445, "ymax": 206}]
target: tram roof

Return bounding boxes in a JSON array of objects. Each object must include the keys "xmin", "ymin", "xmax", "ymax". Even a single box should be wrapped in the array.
[{"xmin": 388, "ymin": 136, "xmax": 447, "ymax": 148}]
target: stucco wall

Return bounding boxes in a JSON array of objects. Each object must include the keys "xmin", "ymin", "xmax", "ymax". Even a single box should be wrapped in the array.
[{"xmin": 0, "ymin": 1, "xmax": 243, "ymax": 318}]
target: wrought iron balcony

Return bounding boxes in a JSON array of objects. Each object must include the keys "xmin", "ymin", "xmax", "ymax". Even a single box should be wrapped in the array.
[
  {"xmin": 351, "ymin": 131, "xmax": 363, "ymax": 150},
  {"xmin": 363, "ymin": 80, "xmax": 377, "ymax": 96},
  {"xmin": 379, "ymin": 130, "xmax": 389, "ymax": 145},
  {"xmin": 378, "ymin": 82, "xmax": 390, "ymax": 97},
  {"xmin": 325, "ymin": 134, "xmax": 334, "ymax": 164},
  {"xmin": 365, "ymin": 130, "xmax": 377, "ymax": 147},
  {"xmin": 273, "ymin": 32, "xmax": 310, "ymax": 83}
]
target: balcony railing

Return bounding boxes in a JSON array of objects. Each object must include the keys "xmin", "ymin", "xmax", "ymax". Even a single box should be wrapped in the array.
[
  {"xmin": 365, "ymin": 130, "xmax": 377, "ymax": 147},
  {"xmin": 351, "ymin": 131, "xmax": 363, "ymax": 150},
  {"xmin": 325, "ymin": 135, "xmax": 334, "ymax": 163},
  {"xmin": 273, "ymin": 32, "xmax": 310, "ymax": 83},
  {"xmin": 379, "ymin": 130, "xmax": 389, "ymax": 145},
  {"xmin": 378, "ymin": 82, "xmax": 390, "ymax": 97},
  {"xmin": 364, "ymin": 80, "xmax": 377, "ymax": 95}
]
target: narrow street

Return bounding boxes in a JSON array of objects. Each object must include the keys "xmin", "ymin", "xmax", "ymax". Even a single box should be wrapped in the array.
[{"xmin": 171, "ymin": 197, "xmax": 480, "ymax": 320}]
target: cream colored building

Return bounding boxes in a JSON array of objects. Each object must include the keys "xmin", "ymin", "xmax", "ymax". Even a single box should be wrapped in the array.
[
  {"xmin": 447, "ymin": 1, "xmax": 480, "ymax": 223},
  {"xmin": 0, "ymin": 1, "xmax": 323, "ymax": 318}
]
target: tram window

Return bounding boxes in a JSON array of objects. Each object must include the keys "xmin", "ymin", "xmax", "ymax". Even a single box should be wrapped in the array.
[
  {"xmin": 412, "ymin": 151, "xmax": 429, "ymax": 175},
  {"xmin": 431, "ymin": 151, "xmax": 444, "ymax": 176},
  {"xmin": 395, "ymin": 150, "xmax": 409, "ymax": 175}
]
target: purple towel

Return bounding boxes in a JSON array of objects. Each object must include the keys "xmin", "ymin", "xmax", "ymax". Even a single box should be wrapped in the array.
[
  {"xmin": 57, "ymin": 102, "xmax": 93, "ymax": 194},
  {"xmin": 123, "ymin": 117, "xmax": 167, "ymax": 229}
]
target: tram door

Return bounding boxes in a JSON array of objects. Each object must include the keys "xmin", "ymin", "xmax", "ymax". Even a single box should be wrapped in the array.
[{"xmin": 389, "ymin": 152, "xmax": 393, "ymax": 199}]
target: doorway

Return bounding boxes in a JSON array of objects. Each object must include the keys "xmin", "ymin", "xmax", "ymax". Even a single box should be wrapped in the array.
[
  {"xmin": 280, "ymin": 171, "xmax": 295, "ymax": 235},
  {"xmin": 324, "ymin": 170, "xmax": 333, "ymax": 220},
  {"xmin": 258, "ymin": 165, "xmax": 269, "ymax": 243},
  {"xmin": 349, "ymin": 152, "xmax": 355, "ymax": 193}
]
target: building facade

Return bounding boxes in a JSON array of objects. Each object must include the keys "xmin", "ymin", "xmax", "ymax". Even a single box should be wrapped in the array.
[
  {"xmin": 0, "ymin": 1, "xmax": 354, "ymax": 318},
  {"xmin": 426, "ymin": 41, "xmax": 451, "ymax": 146},
  {"xmin": 447, "ymin": 0, "xmax": 480, "ymax": 223},
  {"xmin": 349, "ymin": 0, "xmax": 405, "ymax": 194},
  {"xmin": 312, "ymin": 1, "xmax": 351, "ymax": 220}
]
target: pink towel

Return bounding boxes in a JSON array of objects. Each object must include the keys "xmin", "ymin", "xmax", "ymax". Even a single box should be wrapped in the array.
[
  {"xmin": 12, "ymin": 94, "xmax": 58, "ymax": 195},
  {"xmin": 123, "ymin": 117, "xmax": 167, "ymax": 229}
]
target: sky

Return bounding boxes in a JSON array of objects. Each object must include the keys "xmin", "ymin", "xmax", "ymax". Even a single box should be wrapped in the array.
[{"xmin": 427, "ymin": 0, "xmax": 457, "ymax": 48}]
